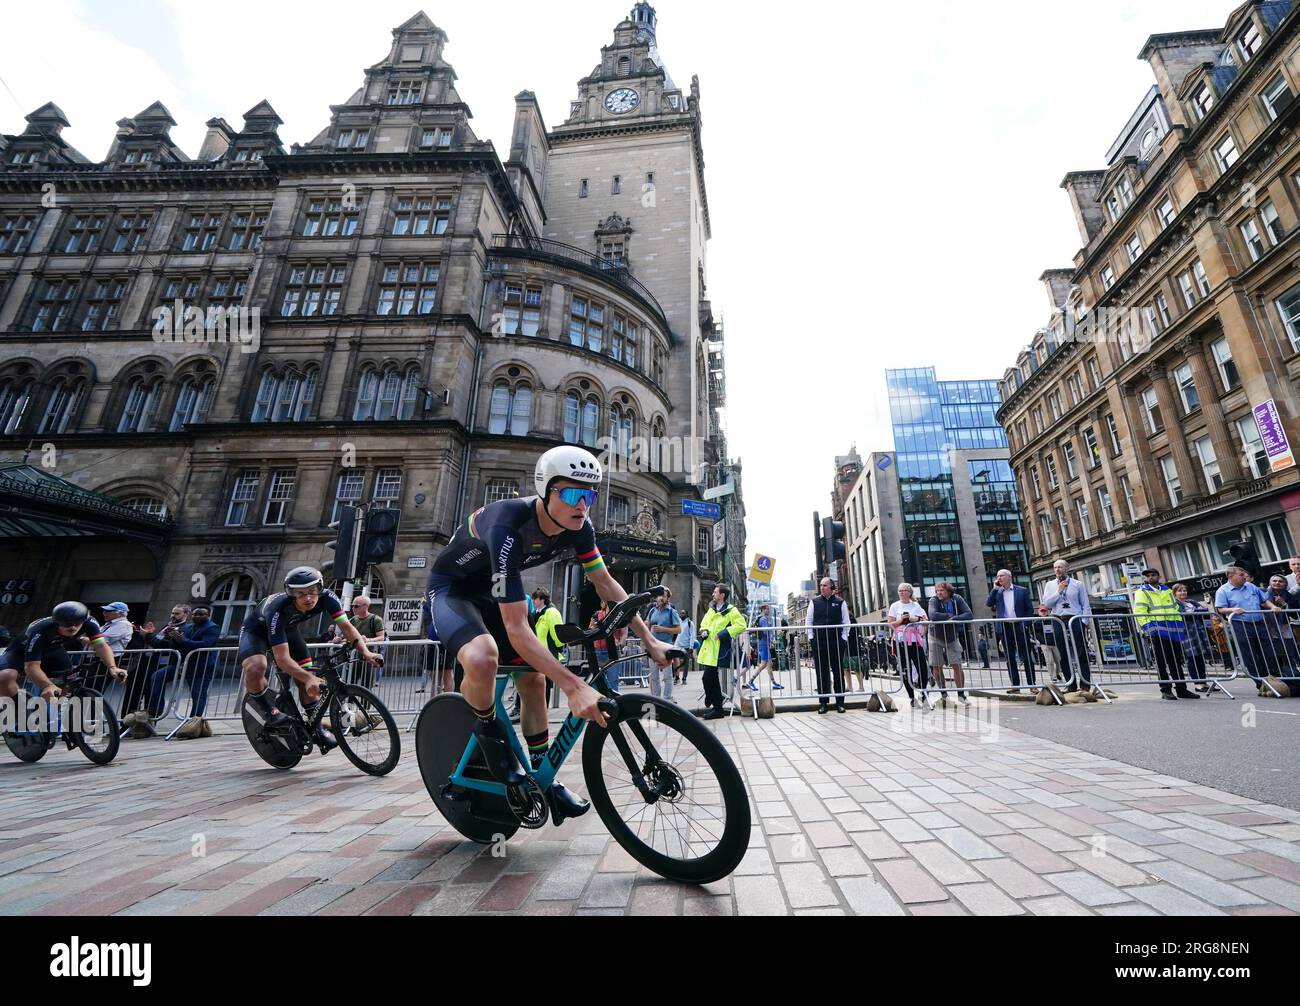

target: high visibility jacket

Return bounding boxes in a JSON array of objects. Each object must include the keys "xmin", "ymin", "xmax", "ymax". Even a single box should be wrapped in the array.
[
  {"xmin": 534, "ymin": 604, "xmax": 564, "ymax": 658},
  {"xmin": 1133, "ymin": 584, "xmax": 1186, "ymax": 640},
  {"xmin": 697, "ymin": 603, "xmax": 748, "ymax": 667}
]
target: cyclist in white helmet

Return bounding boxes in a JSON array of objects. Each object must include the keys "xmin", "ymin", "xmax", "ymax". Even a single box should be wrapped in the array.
[{"xmin": 426, "ymin": 445, "xmax": 674, "ymax": 819}]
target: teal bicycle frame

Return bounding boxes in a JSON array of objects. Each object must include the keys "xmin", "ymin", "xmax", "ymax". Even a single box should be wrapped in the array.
[{"xmin": 448, "ymin": 669, "xmax": 610, "ymax": 796}]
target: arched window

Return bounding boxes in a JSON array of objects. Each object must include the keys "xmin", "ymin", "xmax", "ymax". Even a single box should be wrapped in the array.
[
  {"xmin": 354, "ymin": 365, "xmax": 420, "ymax": 421},
  {"xmin": 581, "ymin": 396, "xmax": 599, "ymax": 447},
  {"xmin": 170, "ymin": 376, "xmax": 214, "ymax": 431},
  {"xmin": 122, "ymin": 495, "xmax": 169, "ymax": 520},
  {"xmin": 252, "ymin": 366, "xmax": 317, "ymax": 422},
  {"xmin": 488, "ymin": 382, "xmax": 532, "ymax": 436},
  {"xmin": 618, "ymin": 56, "xmax": 632, "ymax": 76},
  {"xmin": 37, "ymin": 377, "xmax": 85, "ymax": 434},
  {"xmin": 609, "ymin": 404, "xmax": 635, "ymax": 455},
  {"xmin": 0, "ymin": 378, "xmax": 33, "ymax": 434},
  {"xmin": 210, "ymin": 573, "xmax": 258, "ymax": 636},
  {"xmin": 563, "ymin": 391, "xmax": 580, "ymax": 443},
  {"xmin": 118, "ymin": 377, "xmax": 161, "ymax": 433}
]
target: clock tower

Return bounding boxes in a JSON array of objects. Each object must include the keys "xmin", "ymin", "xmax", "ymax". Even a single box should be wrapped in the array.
[{"xmin": 543, "ymin": 3, "xmax": 714, "ymax": 511}]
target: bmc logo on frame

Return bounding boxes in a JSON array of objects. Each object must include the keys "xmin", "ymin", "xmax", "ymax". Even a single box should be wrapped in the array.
[{"xmin": 49, "ymin": 939, "xmax": 152, "ymax": 986}]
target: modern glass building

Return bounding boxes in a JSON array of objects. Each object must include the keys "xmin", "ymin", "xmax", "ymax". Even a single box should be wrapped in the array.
[{"xmin": 886, "ymin": 368, "xmax": 1031, "ymax": 601}]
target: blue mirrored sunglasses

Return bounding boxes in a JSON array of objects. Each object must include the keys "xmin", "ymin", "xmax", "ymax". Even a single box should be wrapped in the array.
[{"xmin": 554, "ymin": 487, "xmax": 599, "ymax": 508}]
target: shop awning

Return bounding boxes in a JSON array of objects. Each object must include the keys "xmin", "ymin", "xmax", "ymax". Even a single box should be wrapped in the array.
[{"xmin": 0, "ymin": 464, "xmax": 174, "ymax": 545}]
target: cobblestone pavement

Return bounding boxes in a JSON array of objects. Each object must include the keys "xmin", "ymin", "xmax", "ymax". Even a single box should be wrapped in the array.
[{"xmin": 2, "ymin": 696, "xmax": 1299, "ymax": 916}]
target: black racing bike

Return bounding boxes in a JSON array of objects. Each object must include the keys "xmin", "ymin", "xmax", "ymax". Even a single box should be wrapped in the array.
[
  {"xmin": 3, "ymin": 663, "xmax": 120, "ymax": 767},
  {"xmin": 241, "ymin": 639, "xmax": 400, "ymax": 775},
  {"xmin": 416, "ymin": 587, "xmax": 750, "ymax": 885}
]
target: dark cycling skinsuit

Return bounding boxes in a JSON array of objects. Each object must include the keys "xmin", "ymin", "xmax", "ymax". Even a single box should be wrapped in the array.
[
  {"xmin": 426, "ymin": 497, "xmax": 604, "ymax": 665},
  {"xmin": 2, "ymin": 617, "xmax": 107, "ymax": 680},
  {"xmin": 238, "ymin": 591, "xmax": 349, "ymax": 670}
]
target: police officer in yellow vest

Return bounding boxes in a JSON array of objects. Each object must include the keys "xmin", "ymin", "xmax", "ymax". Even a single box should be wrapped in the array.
[
  {"xmin": 696, "ymin": 584, "xmax": 748, "ymax": 720},
  {"xmin": 1133, "ymin": 568, "xmax": 1199, "ymax": 700}
]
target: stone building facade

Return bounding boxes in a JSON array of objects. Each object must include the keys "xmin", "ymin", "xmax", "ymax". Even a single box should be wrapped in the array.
[
  {"xmin": 0, "ymin": 6, "xmax": 737, "ymax": 634},
  {"xmin": 997, "ymin": 1, "xmax": 1300, "ymax": 598}
]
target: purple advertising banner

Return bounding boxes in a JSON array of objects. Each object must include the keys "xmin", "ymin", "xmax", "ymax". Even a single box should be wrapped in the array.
[{"xmin": 1253, "ymin": 399, "xmax": 1295, "ymax": 473}]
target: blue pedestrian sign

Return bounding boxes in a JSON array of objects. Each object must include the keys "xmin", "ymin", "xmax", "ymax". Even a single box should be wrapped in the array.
[{"xmin": 682, "ymin": 499, "xmax": 722, "ymax": 520}]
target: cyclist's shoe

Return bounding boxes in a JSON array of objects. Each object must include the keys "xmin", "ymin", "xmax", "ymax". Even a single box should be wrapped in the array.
[
  {"xmin": 547, "ymin": 783, "xmax": 590, "ymax": 824},
  {"xmin": 473, "ymin": 716, "xmax": 526, "ymax": 786},
  {"xmin": 303, "ymin": 700, "xmax": 337, "ymax": 752},
  {"xmin": 247, "ymin": 691, "xmax": 289, "ymax": 729}
]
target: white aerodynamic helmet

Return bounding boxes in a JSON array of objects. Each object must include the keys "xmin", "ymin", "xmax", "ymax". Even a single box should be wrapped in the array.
[{"xmin": 534, "ymin": 445, "xmax": 603, "ymax": 497}]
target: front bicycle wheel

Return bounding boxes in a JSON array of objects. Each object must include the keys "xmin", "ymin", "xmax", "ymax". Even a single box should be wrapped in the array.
[
  {"xmin": 582, "ymin": 694, "xmax": 750, "ymax": 884},
  {"xmin": 330, "ymin": 685, "xmax": 400, "ymax": 776},
  {"xmin": 68, "ymin": 689, "xmax": 120, "ymax": 766}
]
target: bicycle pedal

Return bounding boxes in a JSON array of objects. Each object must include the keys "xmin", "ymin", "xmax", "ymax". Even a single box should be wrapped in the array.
[{"xmin": 440, "ymin": 782, "xmax": 471, "ymax": 802}]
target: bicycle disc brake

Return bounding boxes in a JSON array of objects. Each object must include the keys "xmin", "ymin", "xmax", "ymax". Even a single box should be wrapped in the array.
[
  {"xmin": 645, "ymin": 760, "xmax": 686, "ymax": 804},
  {"xmin": 505, "ymin": 775, "xmax": 548, "ymax": 830}
]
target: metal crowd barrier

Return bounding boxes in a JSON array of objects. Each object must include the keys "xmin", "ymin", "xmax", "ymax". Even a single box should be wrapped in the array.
[
  {"xmin": 1072, "ymin": 611, "xmax": 1237, "ymax": 698},
  {"xmin": 1226, "ymin": 611, "xmax": 1300, "ymax": 698},
  {"xmin": 58, "ymin": 648, "xmax": 186, "ymax": 733},
  {"xmin": 168, "ymin": 639, "xmax": 444, "ymax": 736}
]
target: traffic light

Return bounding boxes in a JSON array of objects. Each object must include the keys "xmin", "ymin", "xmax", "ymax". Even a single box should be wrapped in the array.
[
  {"xmin": 822, "ymin": 517, "xmax": 846, "ymax": 582},
  {"xmin": 813, "ymin": 512, "xmax": 824, "ymax": 579},
  {"xmin": 1228, "ymin": 539, "xmax": 1263, "ymax": 580},
  {"xmin": 360, "ymin": 507, "xmax": 401, "ymax": 566},
  {"xmin": 900, "ymin": 537, "xmax": 921, "ymax": 585},
  {"xmin": 324, "ymin": 505, "xmax": 360, "ymax": 581}
]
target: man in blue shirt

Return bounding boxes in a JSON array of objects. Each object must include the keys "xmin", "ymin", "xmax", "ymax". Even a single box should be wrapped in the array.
[
  {"xmin": 1215, "ymin": 566, "xmax": 1284, "ymax": 687},
  {"xmin": 1038, "ymin": 559, "xmax": 1093, "ymax": 691},
  {"xmin": 645, "ymin": 589, "xmax": 681, "ymax": 701},
  {"xmin": 139, "ymin": 604, "xmax": 223, "ymax": 730}
]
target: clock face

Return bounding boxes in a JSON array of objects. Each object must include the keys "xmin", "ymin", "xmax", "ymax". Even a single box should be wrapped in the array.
[{"xmin": 605, "ymin": 88, "xmax": 641, "ymax": 114}]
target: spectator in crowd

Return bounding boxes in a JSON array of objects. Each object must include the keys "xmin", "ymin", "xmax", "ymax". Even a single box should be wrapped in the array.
[
  {"xmin": 743, "ymin": 602, "xmax": 782, "ymax": 693},
  {"xmin": 1174, "ymin": 583, "xmax": 1213, "ymax": 693},
  {"xmin": 1133, "ymin": 568, "xmax": 1197, "ymax": 700},
  {"xmin": 1039, "ymin": 559, "xmax": 1092, "ymax": 692},
  {"xmin": 339, "ymin": 595, "xmax": 385, "ymax": 690},
  {"xmin": 887, "ymin": 582, "xmax": 929, "ymax": 708},
  {"xmin": 646, "ymin": 588, "xmax": 681, "ymax": 701},
  {"xmin": 843, "ymin": 623, "xmax": 867, "ymax": 693},
  {"xmin": 590, "ymin": 599, "xmax": 627, "ymax": 693},
  {"xmin": 418, "ymin": 596, "xmax": 457, "ymax": 695},
  {"xmin": 805, "ymin": 578, "xmax": 850, "ymax": 714},
  {"xmin": 676, "ymin": 608, "xmax": 695, "ymax": 684},
  {"xmin": 1215, "ymin": 565, "xmax": 1286, "ymax": 693},
  {"xmin": 927, "ymin": 582, "xmax": 973, "ymax": 704},
  {"xmin": 1287, "ymin": 556, "xmax": 1300, "ymax": 593},
  {"xmin": 1264, "ymin": 574, "xmax": 1300, "ymax": 676},
  {"xmin": 977, "ymin": 633, "xmax": 990, "ymax": 669},
  {"xmin": 697, "ymin": 583, "xmax": 747, "ymax": 720},
  {"xmin": 985, "ymin": 569, "xmax": 1037, "ymax": 695},
  {"xmin": 135, "ymin": 604, "xmax": 223, "ymax": 738}
]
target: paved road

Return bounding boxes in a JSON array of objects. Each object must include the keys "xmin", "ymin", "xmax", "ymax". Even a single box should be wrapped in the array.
[
  {"xmin": 991, "ymin": 678, "xmax": 1300, "ymax": 812},
  {"xmin": 3, "ymin": 695, "xmax": 1300, "ymax": 916}
]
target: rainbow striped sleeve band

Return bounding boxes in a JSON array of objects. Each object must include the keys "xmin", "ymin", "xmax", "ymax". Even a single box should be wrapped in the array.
[
  {"xmin": 331, "ymin": 610, "xmax": 349, "ymax": 625},
  {"xmin": 88, "ymin": 630, "xmax": 106, "ymax": 644},
  {"xmin": 578, "ymin": 547, "xmax": 605, "ymax": 574}
]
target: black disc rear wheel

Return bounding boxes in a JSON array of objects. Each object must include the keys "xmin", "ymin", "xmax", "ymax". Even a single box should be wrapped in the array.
[
  {"xmin": 415, "ymin": 693, "xmax": 519, "ymax": 844},
  {"xmin": 68, "ymin": 689, "xmax": 119, "ymax": 766},
  {"xmin": 4, "ymin": 731, "xmax": 50, "ymax": 763},
  {"xmin": 330, "ymin": 685, "xmax": 401, "ymax": 776},
  {"xmin": 241, "ymin": 690, "xmax": 304, "ymax": 770},
  {"xmin": 583, "ymin": 694, "xmax": 750, "ymax": 884}
]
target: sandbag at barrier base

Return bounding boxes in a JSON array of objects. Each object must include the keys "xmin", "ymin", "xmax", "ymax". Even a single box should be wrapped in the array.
[
  {"xmin": 739, "ymin": 695, "xmax": 776, "ymax": 718},
  {"xmin": 1037, "ymin": 684, "xmax": 1067, "ymax": 705},
  {"xmin": 1261, "ymin": 676, "xmax": 1292, "ymax": 698},
  {"xmin": 866, "ymin": 691, "xmax": 897, "ymax": 713}
]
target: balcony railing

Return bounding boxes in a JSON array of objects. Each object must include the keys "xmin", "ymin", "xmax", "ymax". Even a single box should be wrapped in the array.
[{"xmin": 489, "ymin": 234, "xmax": 670, "ymax": 332}]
